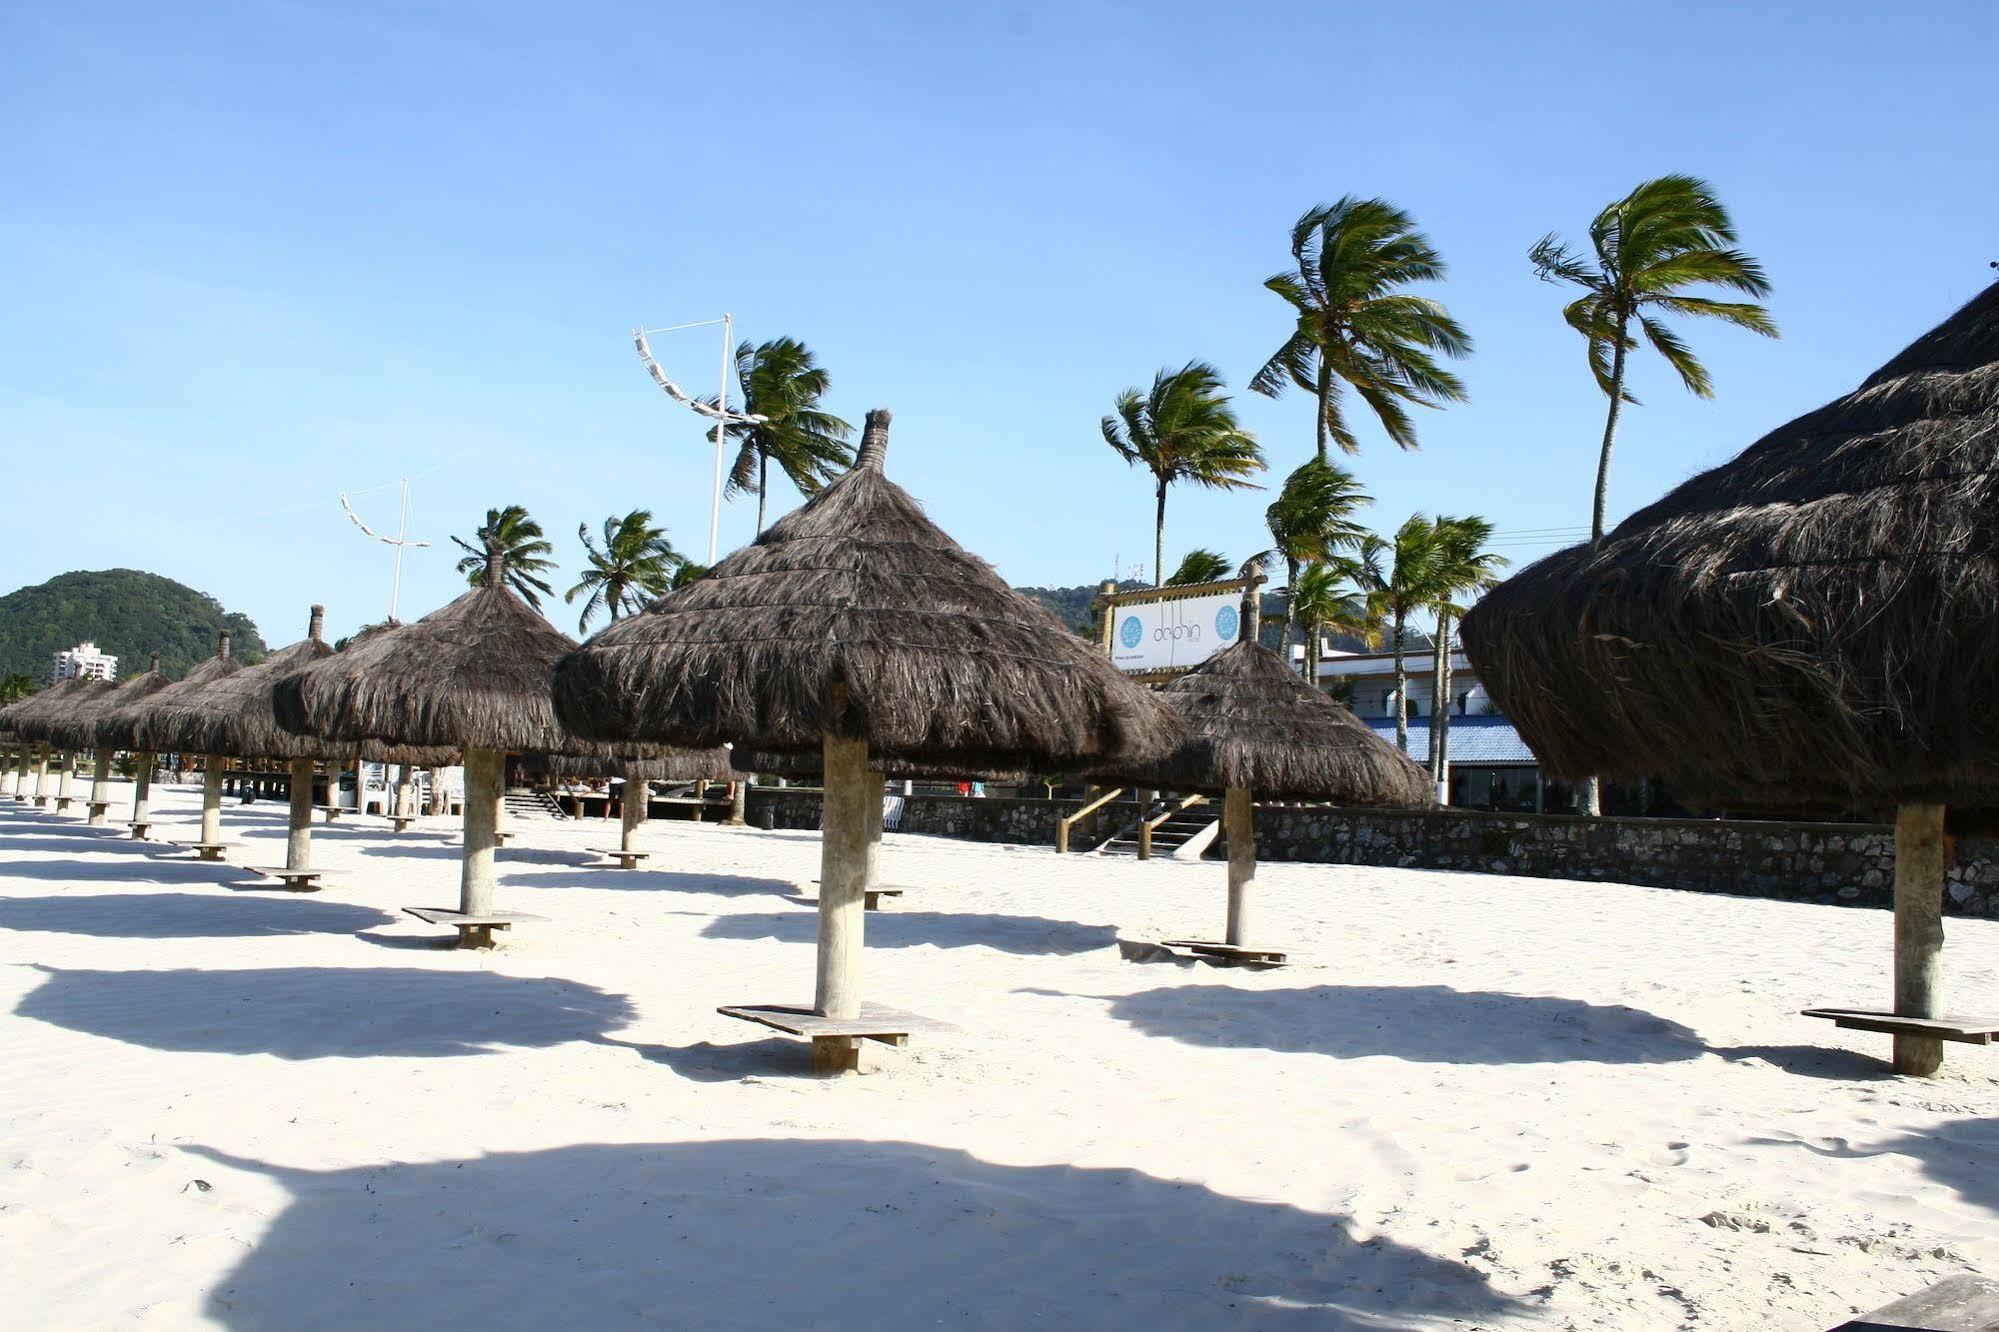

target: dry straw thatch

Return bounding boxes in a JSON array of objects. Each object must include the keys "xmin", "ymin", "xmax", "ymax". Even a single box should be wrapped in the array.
[
  {"xmin": 96, "ymin": 633, "xmax": 241, "ymax": 752},
  {"xmin": 1094, "ymin": 639, "xmax": 1435, "ymax": 804},
  {"xmin": 1461, "ymin": 282, "xmax": 1999, "ymax": 816},
  {"xmin": 44, "ymin": 658, "xmax": 174, "ymax": 751},
  {"xmin": 4, "ymin": 677, "xmax": 117, "ymax": 747},
  {"xmin": 731, "ymin": 748, "xmax": 1029, "ymax": 785},
  {"xmin": 160, "ymin": 608, "xmax": 450, "ymax": 764},
  {"xmin": 554, "ymin": 410, "xmax": 1180, "ymax": 773},
  {"xmin": 275, "ymin": 563, "xmax": 618, "ymax": 758}
]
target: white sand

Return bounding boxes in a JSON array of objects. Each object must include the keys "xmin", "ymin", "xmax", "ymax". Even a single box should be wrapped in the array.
[{"xmin": 1, "ymin": 782, "xmax": 1994, "ymax": 1330}]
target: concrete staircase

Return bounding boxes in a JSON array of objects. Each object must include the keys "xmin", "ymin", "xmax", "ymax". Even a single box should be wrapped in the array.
[
  {"xmin": 1097, "ymin": 804, "xmax": 1218, "ymax": 858},
  {"xmin": 504, "ymin": 789, "xmax": 570, "ymax": 821}
]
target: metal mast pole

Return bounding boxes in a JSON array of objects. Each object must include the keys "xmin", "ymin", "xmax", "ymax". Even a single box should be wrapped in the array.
[
  {"xmin": 389, "ymin": 477, "xmax": 410, "ymax": 622},
  {"xmin": 709, "ymin": 313, "xmax": 732, "ymax": 562}
]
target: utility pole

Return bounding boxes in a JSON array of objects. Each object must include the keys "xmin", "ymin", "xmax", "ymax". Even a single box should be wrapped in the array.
[
  {"xmin": 633, "ymin": 315, "xmax": 767, "ymax": 565},
  {"xmin": 341, "ymin": 477, "xmax": 431, "ymax": 622}
]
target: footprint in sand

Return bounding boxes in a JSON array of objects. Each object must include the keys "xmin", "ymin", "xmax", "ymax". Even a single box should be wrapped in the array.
[{"xmin": 1649, "ymin": 1142, "xmax": 1691, "ymax": 1167}]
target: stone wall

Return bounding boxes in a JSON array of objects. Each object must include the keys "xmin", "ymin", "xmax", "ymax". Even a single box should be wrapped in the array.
[{"xmin": 743, "ymin": 787, "xmax": 1999, "ymax": 917}]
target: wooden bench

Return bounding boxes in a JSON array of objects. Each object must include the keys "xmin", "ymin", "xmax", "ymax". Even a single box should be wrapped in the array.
[
  {"xmin": 87, "ymin": 800, "xmax": 112, "ymax": 820},
  {"xmin": 809, "ymin": 879, "xmax": 907, "ymax": 911},
  {"xmin": 249, "ymin": 866, "xmax": 328, "ymax": 892},
  {"xmin": 53, "ymin": 797, "xmax": 73, "ymax": 813},
  {"xmin": 176, "ymin": 841, "xmax": 232, "ymax": 862},
  {"xmin": 589, "ymin": 848, "xmax": 651, "ymax": 870},
  {"xmin": 718, "ymin": 1002, "xmax": 954, "ymax": 1074},
  {"xmin": 1802, "ymin": 1009, "xmax": 1999, "ymax": 1046},
  {"xmin": 314, "ymin": 805, "xmax": 346, "ymax": 823},
  {"xmin": 493, "ymin": 831, "xmax": 513, "ymax": 847},
  {"xmin": 403, "ymin": 906, "xmax": 546, "ymax": 949},
  {"xmin": 387, "ymin": 816, "xmax": 417, "ymax": 832},
  {"xmin": 127, "ymin": 821, "xmax": 154, "ymax": 840},
  {"xmin": 1828, "ymin": 1273, "xmax": 1999, "ymax": 1330},
  {"xmin": 1119, "ymin": 938, "xmax": 1289, "ymax": 969}
]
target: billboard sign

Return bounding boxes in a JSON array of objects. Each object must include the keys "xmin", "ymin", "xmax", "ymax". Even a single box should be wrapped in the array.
[{"xmin": 1108, "ymin": 588, "xmax": 1243, "ymax": 673}]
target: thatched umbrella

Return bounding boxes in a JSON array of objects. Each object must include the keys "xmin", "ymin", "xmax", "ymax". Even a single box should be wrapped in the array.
[
  {"xmin": 89, "ymin": 632, "xmax": 242, "ymax": 848},
  {"xmin": 274, "ymin": 557, "xmax": 622, "ymax": 944},
  {"xmin": 49, "ymin": 656, "xmax": 173, "ymax": 833},
  {"xmin": 1461, "ymin": 282, "xmax": 1999, "ymax": 1077},
  {"xmin": 554, "ymin": 409, "xmax": 1180, "ymax": 1069},
  {"xmin": 1093, "ymin": 632, "xmax": 1434, "ymax": 963},
  {"xmin": 7, "ymin": 677, "xmax": 114, "ymax": 817}
]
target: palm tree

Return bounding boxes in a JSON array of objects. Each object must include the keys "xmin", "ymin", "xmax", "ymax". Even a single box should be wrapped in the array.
[
  {"xmin": 1423, "ymin": 515, "xmax": 1507, "ymax": 785},
  {"xmin": 1359, "ymin": 516, "xmax": 1444, "ymax": 758},
  {"xmin": 1530, "ymin": 174, "xmax": 1777, "ymax": 541},
  {"xmin": 1259, "ymin": 459, "xmax": 1372, "ymax": 672},
  {"xmin": 1288, "ymin": 560, "xmax": 1374, "ymax": 686},
  {"xmin": 565, "ymin": 509, "xmax": 683, "ymax": 635},
  {"xmin": 1165, "ymin": 549, "xmax": 1233, "ymax": 586},
  {"xmin": 452, "ymin": 505, "xmax": 556, "ymax": 609},
  {"xmin": 718, "ymin": 338, "xmax": 854, "ymax": 533},
  {"xmin": 0, "ymin": 673, "xmax": 35, "ymax": 706},
  {"xmin": 1252, "ymin": 197, "xmax": 1473, "ymax": 462},
  {"xmin": 1103, "ymin": 361, "xmax": 1265, "ymax": 586},
  {"xmin": 1531, "ymin": 174, "xmax": 1776, "ymax": 814},
  {"xmin": 669, "ymin": 562, "xmax": 708, "ymax": 590}
]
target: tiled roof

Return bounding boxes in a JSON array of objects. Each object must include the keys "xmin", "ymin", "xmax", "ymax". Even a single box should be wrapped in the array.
[{"xmin": 1363, "ymin": 715, "xmax": 1539, "ymax": 765}]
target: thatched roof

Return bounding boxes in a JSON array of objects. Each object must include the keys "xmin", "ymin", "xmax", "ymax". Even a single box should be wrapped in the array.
[
  {"xmin": 159, "ymin": 607, "xmax": 451, "ymax": 764},
  {"xmin": 553, "ymin": 410, "xmax": 1181, "ymax": 772},
  {"xmin": 96, "ymin": 633, "xmax": 241, "ymax": 752},
  {"xmin": 1461, "ymin": 282, "xmax": 1999, "ymax": 814},
  {"xmin": 1092, "ymin": 639, "xmax": 1435, "ymax": 803},
  {"xmin": 43, "ymin": 657, "xmax": 175, "ymax": 751},
  {"xmin": 275, "ymin": 561, "xmax": 614, "ymax": 757},
  {"xmin": 730, "ymin": 748, "xmax": 1029, "ymax": 785},
  {"xmin": 518, "ymin": 748, "xmax": 733, "ymax": 783},
  {"xmin": 3, "ymin": 676, "xmax": 116, "ymax": 747}
]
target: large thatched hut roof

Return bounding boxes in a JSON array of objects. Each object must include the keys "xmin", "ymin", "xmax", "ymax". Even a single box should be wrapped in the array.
[
  {"xmin": 97, "ymin": 633, "xmax": 241, "ymax": 752},
  {"xmin": 553, "ymin": 410, "xmax": 1180, "ymax": 773},
  {"xmin": 518, "ymin": 749, "xmax": 733, "ymax": 783},
  {"xmin": 159, "ymin": 608, "xmax": 450, "ymax": 764},
  {"xmin": 1461, "ymin": 282, "xmax": 1999, "ymax": 815},
  {"xmin": 1093, "ymin": 639, "xmax": 1435, "ymax": 804},
  {"xmin": 46, "ymin": 657, "xmax": 174, "ymax": 751},
  {"xmin": 275, "ymin": 562, "xmax": 615, "ymax": 757},
  {"xmin": 730, "ymin": 748, "xmax": 1029, "ymax": 786},
  {"xmin": 3, "ymin": 676, "xmax": 116, "ymax": 747}
]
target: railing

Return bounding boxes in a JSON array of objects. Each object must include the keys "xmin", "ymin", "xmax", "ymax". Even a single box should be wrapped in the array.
[
  {"xmin": 1055, "ymin": 786, "xmax": 1125, "ymax": 854},
  {"xmin": 1137, "ymin": 793, "xmax": 1208, "ymax": 860}
]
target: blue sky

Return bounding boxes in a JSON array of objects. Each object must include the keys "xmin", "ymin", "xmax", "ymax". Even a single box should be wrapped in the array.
[{"xmin": 3, "ymin": 2, "xmax": 1994, "ymax": 648}]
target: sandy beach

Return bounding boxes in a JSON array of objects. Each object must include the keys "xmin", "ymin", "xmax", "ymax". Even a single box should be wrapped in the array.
[{"xmin": 1, "ymin": 781, "xmax": 1994, "ymax": 1330}]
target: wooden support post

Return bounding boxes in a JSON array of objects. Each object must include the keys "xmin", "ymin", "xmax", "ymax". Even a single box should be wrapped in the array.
[
  {"xmin": 15, "ymin": 746, "xmax": 32, "ymax": 800},
  {"xmin": 285, "ymin": 757, "xmax": 314, "ymax": 871},
  {"xmin": 1224, "ymin": 786, "xmax": 1256, "ymax": 947},
  {"xmin": 55, "ymin": 754, "xmax": 75, "ymax": 809},
  {"xmin": 201, "ymin": 760, "xmax": 224, "ymax": 845},
  {"xmin": 814, "ymin": 728, "xmax": 870, "ymax": 1072},
  {"xmin": 692, "ymin": 778, "xmax": 707, "ymax": 822},
  {"xmin": 130, "ymin": 753, "xmax": 153, "ymax": 826},
  {"xmin": 620, "ymin": 776, "xmax": 647, "ymax": 853},
  {"xmin": 460, "ymin": 748, "xmax": 504, "ymax": 920},
  {"xmin": 0, "ymin": 746, "xmax": 15, "ymax": 798},
  {"xmin": 727, "ymin": 778, "xmax": 746, "ymax": 826},
  {"xmin": 863, "ymin": 769, "xmax": 884, "ymax": 893},
  {"xmin": 1893, "ymin": 802, "xmax": 1948, "ymax": 1077},
  {"xmin": 32, "ymin": 746, "xmax": 51, "ymax": 805},
  {"xmin": 87, "ymin": 748, "xmax": 111, "ymax": 823}
]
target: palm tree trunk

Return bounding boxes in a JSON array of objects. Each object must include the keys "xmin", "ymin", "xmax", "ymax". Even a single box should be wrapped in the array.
[
  {"xmin": 757, "ymin": 452, "xmax": 769, "ymax": 534},
  {"xmin": 1436, "ymin": 612, "xmax": 1455, "ymax": 798},
  {"xmin": 1306, "ymin": 617, "xmax": 1321, "ymax": 685},
  {"xmin": 1282, "ymin": 556, "xmax": 1301, "ymax": 675},
  {"xmin": 1154, "ymin": 478, "xmax": 1168, "ymax": 588},
  {"xmin": 1428, "ymin": 612, "xmax": 1447, "ymax": 779},
  {"xmin": 1314, "ymin": 361, "xmax": 1331, "ymax": 464},
  {"xmin": 1580, "ymin": 323, "xmax": 1630, "ymax": 818},
  {"xmin": 1392, "ymin": 608, "xmax": 1409, "ymax": 756}
]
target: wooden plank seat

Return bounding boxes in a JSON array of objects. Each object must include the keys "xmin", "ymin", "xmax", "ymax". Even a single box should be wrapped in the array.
[
  {"xmin": 403, "ymin": 906, "xmax": 546, "ymax": 949},
  {"xmin": 718, "ymin": 1002, "xmax": 956, "ymax": 1074},
  {"xmin": 127, "ymin": 821, "xmax": 154, "ymax": 840},
  {"xmin": 174, "ymin": 841, "xmax": 233, "ymax": 862},
  {"xmin": 388, "ymin": 816, "xmax": 417, "ymax": 832},
  {"xmin": 87, "ymin": 800, "xmax": 112, "ymax": 817},
  {"xmin": 54, "ymin": 797, "xmax": 73, "ymax": 812},
  {"xmin": 589, "ymin": 848, "xmax": 650, "ymax": 869},
  {"xmin": 1802, "ymin": 1008, "xmax": 1999, "ymax": 1046},
  {"xmin": 808, "ymin": 878, "xmax": 907, "ymax": 911},
  {"xmin": 1119, "ymin": 938, "xmax": 1289, "ymax": 969},
  {"xmin": 1828, "ymin": 1273, "xmax": 1999, "ymax": 1330},
  {"xmin": 313, "ymin": 804, "xmax": 349, "ymax": 823},
  {"xmin": 492, "ymin": 831, "xmax": 512, "ymax": 846},
  {"xmin": 249, "ymin": 866, "xmax": 328, "ymax": 892}
]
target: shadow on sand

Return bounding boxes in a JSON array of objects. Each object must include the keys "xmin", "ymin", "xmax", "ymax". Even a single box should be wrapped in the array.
[
  {"xmin": 1089, "ymin": 983, "xmax": 1705, "ymax": 1065},
  {"xmin": 1715, "ymin": 1043, "xmax": 1893, "ymax": 1081},
  {"xmin": 0, "ymin": 892, "xmax": 394, "ymax": 939},
  {"xmin": 703, "ymin": 910, "xmax": 1119, "ymax": 957},
  {"xmin": 358, "ymin": 844, "xmax": 582, "ymax": 866},
  {"xmin": 185, "ymin": 1138, "xmax": 1523, "ymax": 1330},
  {"xmin": 1876, "ymin": 1116, "xmax": 1999, "ymax": 1215},
  {"xmin": 513, "ymin": 869, "xmax": 795, "ymax": 897},
  {"xmin": 13, "ymin": 965, "xmax": 634, "ymax": 1059}
]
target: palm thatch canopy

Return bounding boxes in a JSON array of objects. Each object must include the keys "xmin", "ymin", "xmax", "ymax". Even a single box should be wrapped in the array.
[
  {"xmin": 554, "ymin": 410, "xmax": 1180, "ymax": 772},
  {"xmin": 2, "ymin": 676, "xmax": 116, "ymax": 746},
  {"xmin": 45, "ymin": 658, "xmax": 174, "ymax": 751},
  {"xmin": 159, "ymin": 608, "xmax": 451, "ymax": 764},
  {"xmin": 96, "ymin": 632, "xmax": 241, "ymax": 752},
  {"xmin": 275, "ymin": 563, "xmax": 613, "ymax": 757},
  {"xmin": 730, "ymin": 748, "xmax": 1029, "ymax": 785},
  {"xmin": 518, "ymin": 749, "xmax": 733, "ymax": 783},
  {"xmin": 1094, "ymin": 640, "xmax": 1434, "ymax": 804},
  {"xmin": 1461, "ymin": 282, "xmax": 1999, "ymax": 815}
]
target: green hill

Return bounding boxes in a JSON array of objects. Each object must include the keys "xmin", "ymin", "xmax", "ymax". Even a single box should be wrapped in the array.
[
  {"xmin": 1012, "ymin": 580, "xmax": 1148, "ymax": 636},
  {"xmin": 0, "ymin": 570, "xmax": 267, "ymax": 683}
]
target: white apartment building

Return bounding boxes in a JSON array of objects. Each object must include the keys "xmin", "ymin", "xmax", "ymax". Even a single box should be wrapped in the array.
[{"xmin": 51, "ymin": 641, "xmax": 118, "ymax": 683}]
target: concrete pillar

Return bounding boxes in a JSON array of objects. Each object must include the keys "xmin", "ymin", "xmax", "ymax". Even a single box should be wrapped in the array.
[
  {"xmin": 619, "ymin": 776, "xmax": 648, "ymax": 853},
  {"xmin": 727, "ymin": 778, "xmax": 746, "ymax": 826},
  {"xmin": 32, "ymin": 746, "xmax": 51, "ymax": 805},
  {"xmin": 862, "ymin": 770, "xmax": 884, "ymax": 891},
  {"xmin": 1893, "ymin": 802, "xmax": 1948, "ymax": 1077},
  {"xmin": 201, "ymin": 760, "xmax": 225, "ymax": 844},
  {"xmin": 88, "ymin": 749, "xmax": 112, "ymax": 824},
  {"xmin": 1224, "ymin": 786, "xmax": 1257, "ymax": 947},
  {"xmin": 130, "ymin": 753, "xmax": 154, "ymax": 830},
  {"xmin": 286, "ymin": 757, "xmax": 314, "ymax": 871},
  {"xmin": 0, "ymin": 746, "xmax": 16, "ymax": 798},
  {"xmin": 459, "ymin": 747, "xmax": 504, "ymax": 919},
  {"xmin": 814, "ymin": 730, "xmax": 870, "ymax": 1073},
  {"xmin": 15, "ymin": 746, "xmax": 32, "ymax": 800},
  {"xmin": 55, "ymin": 754, "xmax": 75, "ymax": 810}
]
